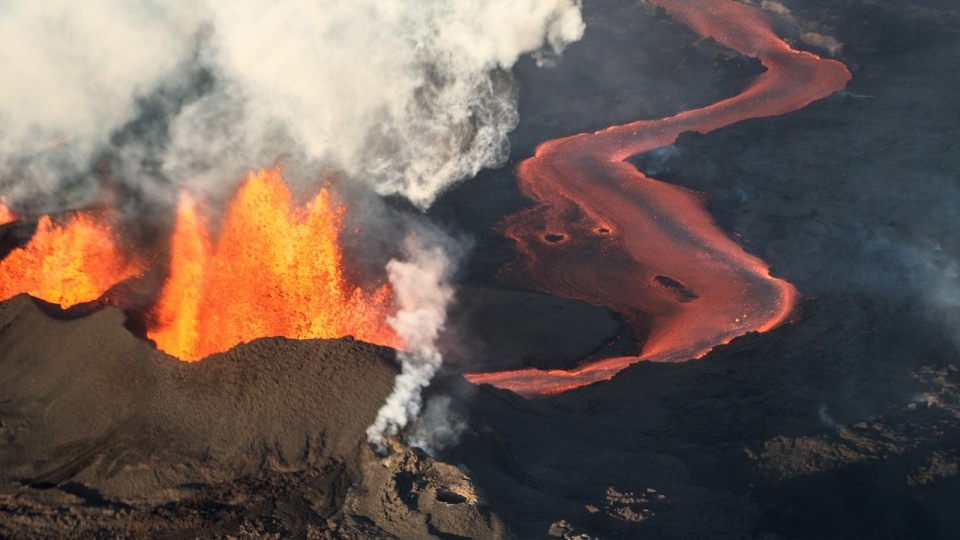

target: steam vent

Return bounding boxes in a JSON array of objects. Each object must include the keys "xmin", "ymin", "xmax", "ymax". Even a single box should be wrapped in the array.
[{"xmin": 2, "ymin": 1, "xmax": 960, "ymax": 538}]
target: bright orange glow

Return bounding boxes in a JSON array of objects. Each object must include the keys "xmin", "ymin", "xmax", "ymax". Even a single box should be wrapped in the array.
[
  {"xmin": 0, "ymin": 212, "xmax": 143, "ymax": 308},
  {"xmin": 464, "ymin": 0, "xmax": 851, "ymax": 397},
  {"xmin": 0, "ymin": 198, "xmax": 13, "ymax": 225},
  {"xmin": 147, "ymin": 169, "xmax": 399, "ymax": 361}
]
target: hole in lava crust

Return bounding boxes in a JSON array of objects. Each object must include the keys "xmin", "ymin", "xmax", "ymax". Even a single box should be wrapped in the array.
[
  {"xmin": 653, "ymin": 275, "xmax": 699, "ymax": 302},
  {"xmin": 435, "ymin": 489, "xmax": 468, "ymax": 505},
  {"xmin": 543, "ymin": 233, "xmax": 566, "ymax": 243}
]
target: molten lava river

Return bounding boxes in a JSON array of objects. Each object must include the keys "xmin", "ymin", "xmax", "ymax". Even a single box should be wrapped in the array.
[
  {"xmin": 464, "ymin": 0, "xmax": 851, "ymax": 396},
  {"xmin": 0, "ymin": 0, "xmax": 849, "ymax": 397}
]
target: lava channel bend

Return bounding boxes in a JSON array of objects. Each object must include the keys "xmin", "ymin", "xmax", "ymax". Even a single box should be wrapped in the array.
[{"xmin": 465, "ymin": 0, "xmax": 851, "ymax": 397}]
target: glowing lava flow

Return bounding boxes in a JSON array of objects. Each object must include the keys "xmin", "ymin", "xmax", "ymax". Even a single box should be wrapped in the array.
[
  {"xmin": 147, "ymin": 169, "xmax": 400, "ymax": 361},
  {"xmin": 464, "ymin": 0, "xmax": 851, "ymax": 397},
  {"xmin": 0, "ymin": 211, "xmax": 143, "ymax": 308}
]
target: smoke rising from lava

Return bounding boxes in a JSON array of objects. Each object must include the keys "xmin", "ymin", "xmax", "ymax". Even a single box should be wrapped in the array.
[
  {"xmin": 856, "ymin": 233, "xmax": 960, "ymax": 344},
  {"xmin": 0, "ymin": 0, "xmax": 584, "ymax": 210},
  {"xmin": 179, "ymin": 0, "xmax": 585, "ymax": 209},
  {"xmin": 0, "ymin": 0, "xmax": 200, "ymax": 207},
  {"xmin": 367, "ymin": 235, "xmax": 457, "ymax": 446}
]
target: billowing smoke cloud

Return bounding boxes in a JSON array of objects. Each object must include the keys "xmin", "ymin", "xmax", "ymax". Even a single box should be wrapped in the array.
[
  {"xmin": 0, "ymin": 0, "xmax": 200, "ymax": 207},
  {"xmin": 367, "ymin": 235, "xmax": 456, "ymax": 447},
  {"xmin": 0, "ymin": 0, "xmax": 585, "ymax": 210},
  {"xmin": 183, "ymin": 0, "xmax": 585, "ymax": 208}
]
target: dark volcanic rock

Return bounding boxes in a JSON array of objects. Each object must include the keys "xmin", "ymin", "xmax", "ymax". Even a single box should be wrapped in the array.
[
  {"xmin": 0, "ymin": 293, "xmax": 398, "ymax": 502},
  {"xmin": 451, "ymin": 295, "xmax": 960, "ymax": 539},
  {"xmin": 441, "ymin": 285, "xmax": 625, "ymax": 372}
]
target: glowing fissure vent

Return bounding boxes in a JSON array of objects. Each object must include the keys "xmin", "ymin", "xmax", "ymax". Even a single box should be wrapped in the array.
[
  {"xmin": 147, "ymin": 169, "xmax": 400, "ymax": 361},
  {"xmin": 0, "ymin": 171, "xmax": 399, "ymax": 362},
  {"xmin": 0, "ymin": 211, "xmax": 143, "ymax": 309}
]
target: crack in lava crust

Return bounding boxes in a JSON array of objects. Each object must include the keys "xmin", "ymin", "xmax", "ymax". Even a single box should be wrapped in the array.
[{"xmin": 464, "ymin": 0, "xmax": 851, "ymax": 397}]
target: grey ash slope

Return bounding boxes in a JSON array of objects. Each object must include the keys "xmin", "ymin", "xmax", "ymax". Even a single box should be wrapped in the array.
[
  {"xmin": 0, "ymin": 295, "xmax": 507, "ymax": 539},
  {"xmin": 0, "ymin": 293, "xmax": 398, "ymax": 502},
  {"xmin": 0, "ymin": 294, "xmax": 382, "ymax": 536}
]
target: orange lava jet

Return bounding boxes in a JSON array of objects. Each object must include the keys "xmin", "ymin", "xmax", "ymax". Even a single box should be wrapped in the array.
[
  {"xmin": 0, "ymin": 211, "xmax": 143, "ymax": 308},
  {"xmin": 147, "ymin": 169, "xmax": 399, "ymax": 361},
  {"xmin": 0, "ymin": 199, "xmax": 13, "ymax": 225},
  {"xmin": 464, "ymin": 0, "xmax": 851, "ymax": 397}
]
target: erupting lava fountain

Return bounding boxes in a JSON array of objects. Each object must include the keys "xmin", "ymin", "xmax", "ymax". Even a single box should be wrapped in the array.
[
  {"xmin": 465, "ymin": 0, "xmax": 851, "ymax": 397},
  {"xmin": 0, "ymin": 170, "xmax": 400, "ymax": 360}
]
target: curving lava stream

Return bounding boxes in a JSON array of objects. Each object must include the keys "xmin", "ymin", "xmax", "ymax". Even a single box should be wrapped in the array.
[{"xmin": 464, "ymin": 0, "xmax": 851, "ymax": 397}]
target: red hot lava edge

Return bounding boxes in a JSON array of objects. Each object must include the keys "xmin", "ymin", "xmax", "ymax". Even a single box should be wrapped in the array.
[{"xmin": 464, "ymin": 0, "xmax": 851, "ymax": 397}]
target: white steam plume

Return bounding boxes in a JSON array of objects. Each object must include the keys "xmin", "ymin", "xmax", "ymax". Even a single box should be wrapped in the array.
[
  {"xmin": 0, "ymin": 0, "xmax": 584, "ymax": 210},
  {"xmin": 367, "ymin": 236, "xmax": 455, "ymax": 446},
  {"xmin": 0, "ymin": 0, "xmax": 200, "ymax": 205},
  {"xmin": 169, "ymin": 0, "xmax": 585, "ymax": 208}
]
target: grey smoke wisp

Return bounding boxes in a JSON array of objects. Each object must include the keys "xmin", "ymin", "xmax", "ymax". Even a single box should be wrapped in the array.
[
  {"xmin": 366, "ymin": 234, "xmax": 457, "ymax": 447},
  {"xmin": 407, "ymin": 395, "xmax": 468, "ymax": 454}
]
